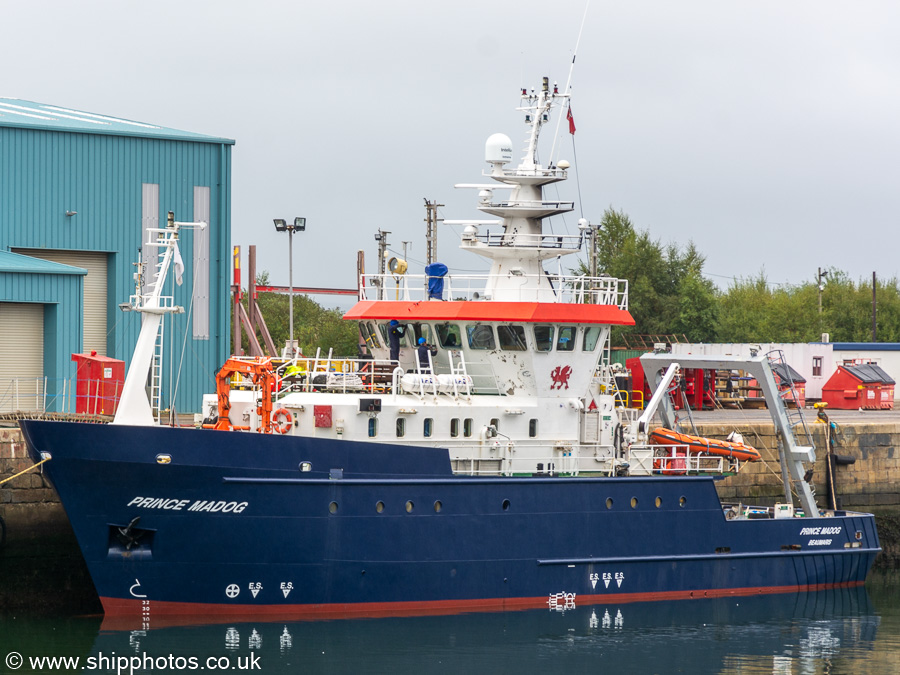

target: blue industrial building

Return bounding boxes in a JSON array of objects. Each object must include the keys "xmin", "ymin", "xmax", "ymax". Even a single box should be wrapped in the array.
[{"xmin": 0, "ymin": 98, "xmax": 234, "ymax": 415}]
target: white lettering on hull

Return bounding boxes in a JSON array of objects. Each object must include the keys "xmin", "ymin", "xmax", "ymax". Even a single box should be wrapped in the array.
[{"xmin": 127, "ymin": 497, "xmax": 248, "ymax": 513}]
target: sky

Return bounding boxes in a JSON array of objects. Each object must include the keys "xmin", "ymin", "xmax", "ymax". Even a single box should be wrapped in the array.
[{"xmin": 4, "ymin": 0, "xmax": 900, "ymax": 306}]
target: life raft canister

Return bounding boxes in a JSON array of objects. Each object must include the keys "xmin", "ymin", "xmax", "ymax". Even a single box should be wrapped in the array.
[{"xmin": 272, "ymin": 408, "xmax": 293, "ymax": 434}]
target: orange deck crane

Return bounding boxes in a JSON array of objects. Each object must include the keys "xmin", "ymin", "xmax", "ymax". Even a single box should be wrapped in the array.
[{"xmin": 212, "ymin": 357, "xmax": 277, "ymax": 433}]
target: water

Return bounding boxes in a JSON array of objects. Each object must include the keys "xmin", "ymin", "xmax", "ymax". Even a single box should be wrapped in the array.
[{"xmin": 2, "ymin": 575, "xmax": 900, "ymax": 674}]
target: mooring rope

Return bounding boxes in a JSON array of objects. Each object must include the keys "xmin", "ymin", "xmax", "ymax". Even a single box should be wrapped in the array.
[{"xmin": 0, "ymin": 457, "xmax": 50, "ymax": 487}]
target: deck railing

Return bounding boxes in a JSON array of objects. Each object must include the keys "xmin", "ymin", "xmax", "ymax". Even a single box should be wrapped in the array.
[{"xmin": 360, "ymin": 273, "xmax": 628, "ymax": 307}]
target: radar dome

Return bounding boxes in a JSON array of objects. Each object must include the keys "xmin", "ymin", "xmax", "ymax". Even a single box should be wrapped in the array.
[
  {"xmin": 485, "ymin": 133, "xmax": 513, "ymax": 165},
  {"xmin": 558, "ymin": 160, "xmax": 570, "ymax": 170}
]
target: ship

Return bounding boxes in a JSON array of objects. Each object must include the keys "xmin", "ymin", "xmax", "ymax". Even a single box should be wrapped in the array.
[{"xmin": 19, "ymin": 75, "xmax": 880, "ymax": 622}]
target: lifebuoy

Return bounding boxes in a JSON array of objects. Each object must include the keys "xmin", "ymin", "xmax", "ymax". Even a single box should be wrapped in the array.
[{"xmin": 272, "ymin": 408, "xmax": 293, "ymax": 434}]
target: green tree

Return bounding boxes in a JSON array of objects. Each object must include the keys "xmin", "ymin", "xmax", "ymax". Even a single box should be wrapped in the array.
[
  {"xmin": 233, "ymin": 273, "xmax": 358, "ymax": 357},
  {"xmin": 578, "ymin": 207, "xmax": 716, "ymax": 344}
]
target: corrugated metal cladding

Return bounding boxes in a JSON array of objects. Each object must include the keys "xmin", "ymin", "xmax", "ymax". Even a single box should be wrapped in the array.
[{"xmin": 0, "ymin": 103, "xmax": 234, "ymax": 414}]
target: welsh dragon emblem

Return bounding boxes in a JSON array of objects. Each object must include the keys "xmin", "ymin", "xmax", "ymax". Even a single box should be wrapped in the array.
[{"xmin": 550, "ymin": 365, "xmax": 572, "ymax": 390}]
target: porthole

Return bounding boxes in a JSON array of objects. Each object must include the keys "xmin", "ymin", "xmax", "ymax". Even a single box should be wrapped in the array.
[
  {"xmin": 631, "ymin": 497, "xmax": 638, "ymax": 509},
  {"xmin": 405, "ymin": 500, "xmax": 415, "ymax": 513},
  {"xmin": 376, "ymin": 501, "xmax": 385, "ymax": 513},
  {"xmin": 679, "ymin": 496, "xmax": 687, "ymax": 508},
  {"xmin": 329, "ymin": 501, "xmax": 339, "ymax": 514},
  {"xmin": 606, "ymin": 497, "xmax": 614, "ymax": 509},
  {"xmin": 299, "ymin": 461, "xmax": 312, "ymax": 472},
  {"xmin": 655, "ymin": 496, "xmax": 662, "ymax": 508},
  {"xmin": 433, "ymin": 500, "xmax": 442, "ymax": 513},
  {"xmin": 502, "ymin": 499, "xmax": 511, "ymax": 511}
]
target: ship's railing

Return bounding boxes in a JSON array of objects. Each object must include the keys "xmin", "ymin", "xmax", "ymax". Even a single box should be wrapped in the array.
[
  {"xmin": 633, "ymin": 444, "xmax": 738, "ymax": 475},
  {"xmin": 485, "ymin": 167, "xmax": 567, "ymax": 180},
  {"xmin": 269, "ymin": 354, "xmax": 483, "ymax": 399},
  {"xmin": 449, "ymin": 441, "xmax": 596, "ymax": 477},
  {"xmin": 447, "ymin": 441, "xmax": 738, "ymax": 477},
  {"xmin": 471, "ymin": 231, "xmax": 582, "ymax": 250},
  {"xmin": 360, "ymin": 273, "xmax": 628, "ymax": 308},
  {"xmin": 480, "ymin": 199, "xmax": 574, "ymax": 212},
  {"xmin": 270, "ymin": 357, "xmax": 399, "ymax": 397}
]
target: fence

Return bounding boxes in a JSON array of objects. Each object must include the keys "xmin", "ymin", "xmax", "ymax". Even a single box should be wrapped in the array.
[{"xmin": 0, "ymin": 377, "xmax": 124, "ymax": 416}]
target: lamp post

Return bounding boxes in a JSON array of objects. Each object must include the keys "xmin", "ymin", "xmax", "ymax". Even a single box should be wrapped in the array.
[
  {"xmin": 817, "ymin": 267, "xmax": 828, "ymax": 315},
  {"xmin": 274, "ymin": 217, "xmax": 306, "ymax": 356}
]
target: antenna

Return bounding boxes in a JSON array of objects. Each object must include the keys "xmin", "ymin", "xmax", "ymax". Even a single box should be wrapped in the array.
[{"xmin": 549, "ymin": 2, "xmax": 590, "ymax": 165}]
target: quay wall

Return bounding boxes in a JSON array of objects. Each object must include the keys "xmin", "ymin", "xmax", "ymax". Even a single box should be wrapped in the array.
[
  {"xmin": 696, "ymin": 419, "xmax": 900, "ymax": 567},
  {"xmin": 0, "ymin": 427, "xmax": 100, "ymax": 614}
]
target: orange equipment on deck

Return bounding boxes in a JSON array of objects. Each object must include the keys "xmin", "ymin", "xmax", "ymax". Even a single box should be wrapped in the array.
[
  {"xmin": 212, "ymin": 357, "xmax": 277, "ymax": 433},
  {"xmin": 649, "ymin": 427, "xmax": 761, "ymax": 462}
]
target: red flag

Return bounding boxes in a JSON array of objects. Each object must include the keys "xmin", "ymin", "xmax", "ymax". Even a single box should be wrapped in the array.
[{"xmin": 566, "ymin": 106, "xmax": 576, "ymax": 135}]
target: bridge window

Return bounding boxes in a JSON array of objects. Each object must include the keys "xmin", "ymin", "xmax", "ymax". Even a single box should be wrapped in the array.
[
  {"xmin": 533, "ymin": 325, "xmax": 554, "ymax": 352},
  {"xmin": 423, "ymin": 418, "xmax": 433, "ymax": 437},
  {"xmin": 498, "ymin": 325, "xmax": 527, "ymax": 351},
  {"xmin": 451, "ymin": 418, "xmax": 460, "ymax": 437},
  {"xmin": 412, "ymin": 323, "xmax": 433, "ymax": 346},
  {"xmin": 437, "ymin": 323, "xmax": 462, "ymax": 348},
  {"xmin": 556, "ymin": 326, "xmax": 576, "ymax": 352},
  {"xmin": 583, "ymin": 326, "xmax": 602, "ymax": 351},
  {"xmin": 360, "ymin": 321, "xmax": 381, "ymax": 349},
  {"xmin": 466, "ymin": 324, "xmax": 496, "ymax": 350}
]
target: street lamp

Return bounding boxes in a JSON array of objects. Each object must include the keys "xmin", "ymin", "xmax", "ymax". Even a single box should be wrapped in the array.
[
  {"xmin": 817, "ymin": 267, "xmax": 828, "ymax": 315},
  {"xmin": 273, "ymin": 217, "xmax": 307, "ymax": 356}
]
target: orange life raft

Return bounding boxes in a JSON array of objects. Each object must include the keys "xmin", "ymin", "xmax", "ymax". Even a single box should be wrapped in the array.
[{"xmin": 649, "ymin": 427, "xmax": 761, "ymax": 462}]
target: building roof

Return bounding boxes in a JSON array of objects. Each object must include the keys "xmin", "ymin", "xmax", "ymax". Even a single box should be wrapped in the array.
[
  {"xmin": 831, "ymin": 342, "xmax": 900, "ymax": 352},
  {"xmin": 0, "ymin": 98, "xmax": 234, "ymax": 145},
  {"xmin": 0, "ymin": 249, "xmax": 87, "ymax": 275}
]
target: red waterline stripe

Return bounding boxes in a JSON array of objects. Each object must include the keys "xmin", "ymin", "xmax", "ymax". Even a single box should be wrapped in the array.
[{"xmin": 99, "ymin": 580, "xmax": 865, "ymax": 630}]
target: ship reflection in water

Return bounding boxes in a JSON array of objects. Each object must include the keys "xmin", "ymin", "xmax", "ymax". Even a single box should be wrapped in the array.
[{"xmin": 76, "ymin": 585, "xmax": 896, "ymax": 674}]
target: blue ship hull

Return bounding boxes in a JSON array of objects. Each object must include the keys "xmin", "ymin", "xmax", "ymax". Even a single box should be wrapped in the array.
[{"xmin": 20, "ymin": 420, "xmax": 880, "ymax": 619}]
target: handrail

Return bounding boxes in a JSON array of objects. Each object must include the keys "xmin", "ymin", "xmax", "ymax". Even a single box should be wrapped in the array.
[{"xmin": 359, "ymin": 272, "xmax": 629, "ymax": 307}]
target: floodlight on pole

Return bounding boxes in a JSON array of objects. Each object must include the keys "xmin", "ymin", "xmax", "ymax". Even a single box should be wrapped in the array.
[{"xmin": 274, "ymin": 217, "xmax": 307, "ymax": 356}]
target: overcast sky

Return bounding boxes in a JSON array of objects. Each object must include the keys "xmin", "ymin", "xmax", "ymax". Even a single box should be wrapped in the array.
[{"xmin": 5, "ymin": 1, "xmax": 900, "ymax": 305}]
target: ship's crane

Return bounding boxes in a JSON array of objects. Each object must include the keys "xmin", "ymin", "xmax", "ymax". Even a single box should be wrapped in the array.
[{"xmin": 213, "ymin": 357, "xmax": 277, "ymax": 433}]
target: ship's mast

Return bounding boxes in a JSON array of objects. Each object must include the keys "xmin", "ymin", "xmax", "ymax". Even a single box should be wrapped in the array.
[{"xmin": 451, "ymin": 78, "xmax": 580, "ymax": 301}]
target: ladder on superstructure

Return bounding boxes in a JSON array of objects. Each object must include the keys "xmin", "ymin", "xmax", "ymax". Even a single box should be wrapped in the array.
[
  {"xmin": 150, "ymin": 319, "xmax": 164, "ymax": 421},
  {"xmin": 144, "ymin": 233, "xmax": 175, "ymax": 422}
]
